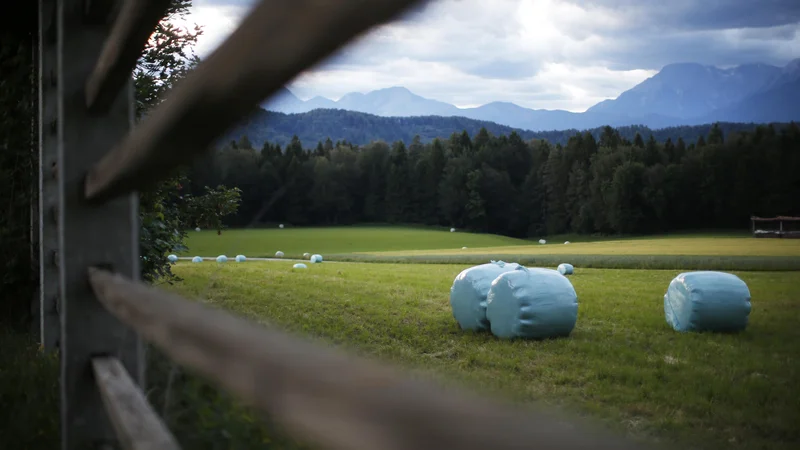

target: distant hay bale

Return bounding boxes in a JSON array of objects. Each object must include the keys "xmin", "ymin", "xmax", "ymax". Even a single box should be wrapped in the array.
[
  {"xmin": 191, "ymin": 256, "xmax": 202, "ymax": 263},
  {"xmin": 303, "ymin": 252, "xmax": 310, "ymax": 258},
  {"xmin": 462, "ymin": 246, "xmax": 468, "ymax": 250},
  {"xmin": 310, "ymin": 254, "xmax": 323, "ymax": 263},
  {"xmin": 293, "ymin": 263, "xmax": 308, "ymax": 269},
  {"xmin": 487, "ymin": 266, "xmax": 578, "ymax": 339},
  {"xmin": 216, "ymin": 255, "xmax": 228, "ymax": 263},
  {"xmin": 564, "ymin": 241, "xmax": 570, "ymax": 245},
  {"xmin": 235, "ymin": 254, "xmax": 246, "ymax": 262},
  {"xmin": 275, "ymin": 251, "xmax": 284, "ymax": 258},
  {"xmin": 279, "ymin": 224, "xmax": 284, "ymax": 229},
  {"xmin": 538, "ymin": 239, "xmax": 547, "ymax": 244},
  {"xmin": 449, "ymin": 261, "xmax": 520, "ymax": 331},
  {"xmin": 167, "ymin": 254, "xmax": 178, "ymax": 263},
  {"xmin": 450, "ymin": 228, "xmax": 456, "ymax": 232},
  {"xmin": 664, "ymin": 271, "xmax": 752, "ymax": 332},
  {"xmin": 557, "ymin": 263, "xmax": 574, "ymax": 275},
  {"xmin": 195, "ymin": 227, "xmax": 201, "ymax": 232}
]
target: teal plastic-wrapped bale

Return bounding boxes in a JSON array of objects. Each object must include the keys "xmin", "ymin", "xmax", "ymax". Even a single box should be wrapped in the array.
[
  {"xmin": 486, "ymin": 266, "xmax": 578, "ymax": 339},
  {"xmin": 664, "ymin": 271, "xmax": 751, "ymax": 332},
  {"xmin": 557, "ymin": 263, "xmax": 573, "ymax": 275},
  {"xmin": 191, "ymin": 256, "xmax": 202, "ymax": 263},
  {"xmin": 167, "ymin": 254, "xmax": 178, "ymax": 263},
  {"xmin": 449, "ymin": 260, "xmax": 520, "ymax": 331}
]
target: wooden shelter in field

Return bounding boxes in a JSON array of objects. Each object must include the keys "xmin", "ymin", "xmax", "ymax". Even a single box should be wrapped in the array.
[{"xmin": 751, "ymin": 216, "xmax": 800, "ymax": 238}]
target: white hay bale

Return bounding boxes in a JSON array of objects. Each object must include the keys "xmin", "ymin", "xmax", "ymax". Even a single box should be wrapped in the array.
[
  {"xmin": 462, "ymin": 246, "xmax": 468, "ymax": 250},
  {"xmin": 538, "ymin": 239, "xmax": 546, "ymax": 244},
  {"xmin": 279, "ymin": 224, "xmax": 284, "ymax": 229},
  {"xmin": 293, "ymin": 263, "xmax": 308, "ymax": 269},
  {"xmin": 195, "ymin": 227, "xmax": 201, "ymax": 232},
  {"xmin": 557, "ymin": 263, "xmax": 574, "ymax": 275},
  {"xmin": 450, "ymin": 228, "xmax": 456, "ymax": 232},
  {"xmin": 167, "ymin": 254, "xmax": 178, "ymax": 263},
  {"xmin": 275, "ymin": 251, "xmax": 284, "ymax": 258},
  {"xmin": 191, "ymin": 256, "xmax": 202, "ymax": 263},
  {"xmin": 564, "ymin": 241, "xmax": 570, "ymax": 245},
  {"xmin": 310, "ymin": 254, "xmax": 323, "ymax": 263},
  {"xmin": 216, "ymin": 255, "xmax": 228, "ymax": 263},
  {"xmin": 303, "ymin": 252, "xmax": 310, "ymax": 258},
  {"xmin": 235, "ymin": 254, "xmax": 246, "ymax": 262}
]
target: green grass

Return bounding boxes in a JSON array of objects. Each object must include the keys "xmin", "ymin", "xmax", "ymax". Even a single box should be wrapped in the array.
[
  {"xmin": 181, "ymin": 226, "xmax": 528, "ymax": 257},
  {"xmin": 168, "ymin": 261, "xmax": 800, "ymax": 450},
  {"xmin": 367, "ymin": 236, "xmax": 800, "ymax": 257}
]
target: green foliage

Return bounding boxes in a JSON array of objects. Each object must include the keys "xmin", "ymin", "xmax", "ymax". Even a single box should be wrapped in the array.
[
  {"xmin": 184, "ymin": 185, "xmax": 243, "ymax": 233},
  {"xmin": 194, "ymin": 123, "xmax": 800, "ymax": 238}
]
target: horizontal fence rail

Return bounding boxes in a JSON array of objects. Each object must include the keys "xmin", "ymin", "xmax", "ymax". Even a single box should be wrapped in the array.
[
  {"xmin": 88, "ymin": 267, "xmax": 653, "ymax": 450},
  {"xmin": 93, "ymin": 357, "xmax": 181, "ymax": 450},
  {"xmin": 85, "ymin": 0, "xmax": 172, "ymax": 112},
  {"xmin": 84, "ymin": 0, "xmax": 426, "ymax": 203}
]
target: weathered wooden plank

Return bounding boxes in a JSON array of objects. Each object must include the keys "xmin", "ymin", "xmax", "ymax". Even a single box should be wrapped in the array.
[
  {"xmin": 93, "ymin": 357, "xmax": 181, "ymax": 450},
  {"xmin": 85, "ymin": 0, "xmax": 172, "ymax": 111},
  {"xmin": 38, "ymin": 0, "xmax": 60, "ymax": 352},
  {"xmin": 88, "ymin": 267, "xmax": 654, "ymax": 450},
  {"xmin": 83, "ymin": 0, "xmax": 425, "ymax": 202},
  {"xmin": 57, "ymin": 0, "xmax": 144, "ymax": 448}
]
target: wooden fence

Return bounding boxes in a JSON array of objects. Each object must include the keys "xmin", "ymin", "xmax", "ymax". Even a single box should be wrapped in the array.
[{"xmin": 37, "ymin": 1, "xmax": 658, "ymax": 449}]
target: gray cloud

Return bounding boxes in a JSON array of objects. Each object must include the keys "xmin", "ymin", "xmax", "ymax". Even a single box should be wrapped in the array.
[{"xmin": 189, "ymin": 0, "xmax": 800, "ymax": 111}]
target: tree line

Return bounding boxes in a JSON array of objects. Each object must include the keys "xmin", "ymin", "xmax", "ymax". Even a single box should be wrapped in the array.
[{"xmin": 187, "ymin": 122, "xmax": 800, "ymax": 237}]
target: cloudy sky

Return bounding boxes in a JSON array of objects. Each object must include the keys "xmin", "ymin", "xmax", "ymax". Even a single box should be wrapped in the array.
[{"xmin": 178, "ymin": 0, "xmax": 800, "ymax": 112}]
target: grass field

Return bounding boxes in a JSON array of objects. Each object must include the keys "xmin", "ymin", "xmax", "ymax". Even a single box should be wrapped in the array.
[
  {"xmin": 167, "ymin": 260, "xmax": 800, "ymax": 450},
  {"xmin": 178, "ymin": 226, "xmax": 529, "ymax": 257},
  {"xmin": 180, "ymin": 227, "xmax": 800, "ymax": 271}
]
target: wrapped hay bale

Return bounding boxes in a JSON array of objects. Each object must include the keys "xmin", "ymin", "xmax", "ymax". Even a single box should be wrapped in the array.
[
  {"xmin": 449, "ymin": 260, "xmax": 520, "ymax": 331},
  {"xmin": 664, "ymin": 271, "xmax": 752, "ymax": 332},
  {"xmin": 462, "ymin": 246, "xmax": 468, "ymax": 250},
  {"xmin": 487, "ymin": 266, "xmax": 578, "ymax": 339},
  {"xmin": 564, "ymin": 241, "xmax": 570, "ymax": 245},
  {"xmin": 235, "ymin": 254, "xmax": 246, "ymax": 262},
  {"xmin": 293, "ymin": 263, "xmax": 307, "ymax": 269},
  {"xmin": 279, "ymin": 224, "xmax": 284, "ymax": 229},
  {"xmin": 303, "ymin": 252, "xmax": 310, "ymax": 258},
  {"xmin": 275, "ymin": 251, "xmax": 284, "ymax": 258},
  {"xmin": 450, "ymin": 228, "xmax": 456, "ymax": 232},
  {"xmin": 216, "ymin": 255, "xmax": 228, "ymax": 263},
  {"xmin": 195, "ymin": 227, "xmax": 201, "ymax": 232},
  {"xmin": 310, "ymin": 254, "xmax": 323, "ymax": 263},
  {"xmin": 538, "ymin": 239, "xmax": 546, "ymax": 244},
  {"xmin": 167, "ymin": 254, "xmax": 178, "ymax": 263},
  {"xmin": 191, "ymin": 256, "xmax": 203, "ymax": 263},
  {"xmin": 557, "ymin": 263, "xmax": 574, "ymax": 275}
]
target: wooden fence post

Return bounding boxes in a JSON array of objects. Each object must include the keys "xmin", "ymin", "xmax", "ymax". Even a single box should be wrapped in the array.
[
  {"xmin": 56, "ymin": 0, "xmax": 144, "ymax": 448},
  {"xmin": 38, "ymin": 0, "xmax": 59, "ymax": 351}
]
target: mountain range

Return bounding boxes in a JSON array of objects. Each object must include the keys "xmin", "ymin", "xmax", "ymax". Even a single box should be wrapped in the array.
[{"xmin": 262, "ymin": 59, "xmax": 800, "ymax": 132}]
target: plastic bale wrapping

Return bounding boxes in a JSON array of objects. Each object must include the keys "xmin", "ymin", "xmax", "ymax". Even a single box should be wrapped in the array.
[
  {"xmin": 275, "ymin": 251, "xmax": 284, "ymax": 258},
  {"xmin": 195, "ymin": 227, "xmax": 201, "ymax": 232},
  {"xmin": 664, "ymin": 271, "xmax": 752, "ymax": 332},
  {"xmin": 303, "ymin": 252, "xmax": 310, "ymax": 259},
  {"xmin": 557, "ymin": 263, "xmax": 574, "ymax": 275},
  {"xmin": 293, "ymin": 263, "xmax": 308, "ymax": 269},
  {"xmin": 449, "ymin": 261, "xmax": 520, "ymax": 332},
  {"xmin": 538, "ymin": 239, "xmax": 546, "ymax": 244},
  {"xmin": 311, "ymin": 254, "xmax": 323, "ymax": 263},
  {"xmin": 191, "ymin": 256, "xmax": 203, "ymax": 263},
  {"xmin": 235, "ymin": 255, "xmax": 246, "ymax": 262},
  {"xmin": 167, "ymin": 254, "xmax": 178, "ymax": 263},
  {"xmin": 216, "ymin": 255, "xmax": 228, "ymax": 263},
  {"xmin": 486, "ymin": 266, "xmax": 579, "ymax": 340}
]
